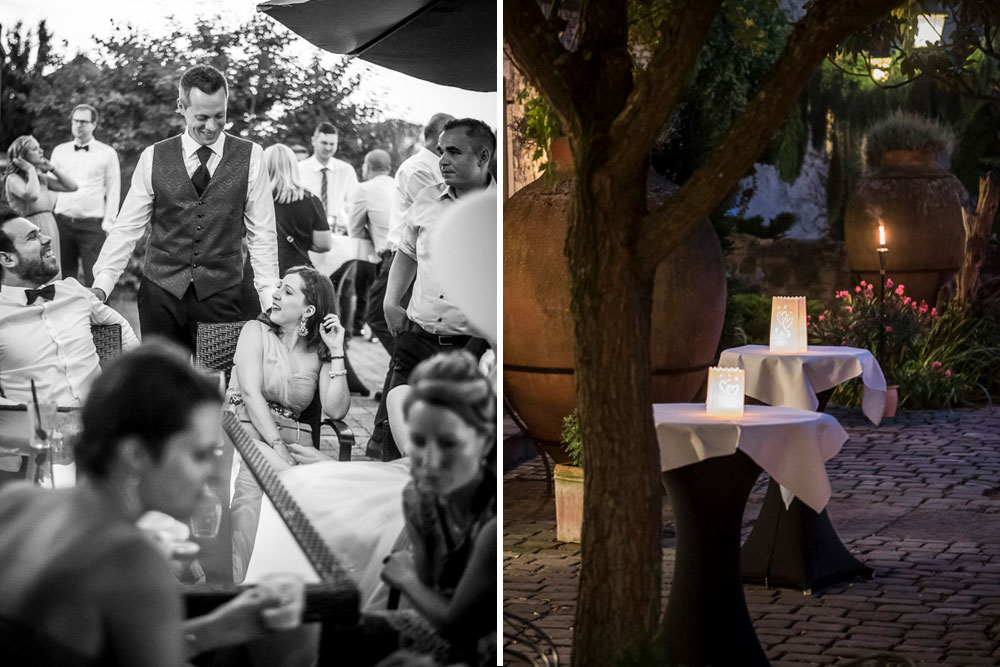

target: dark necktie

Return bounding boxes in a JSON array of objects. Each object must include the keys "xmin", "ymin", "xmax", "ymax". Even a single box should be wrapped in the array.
[
  {"xmin": 320, "ymin": 167, "xmax": 329, "ymax": 215},
  {"xmin": 74, "ymin": 144, "xmax": 89, "ymax": 152},
  {"xmin": 25, "ymin": 284, "xmax": 56, "ymax": 305},
  {"xmin": 191, "ymin": 145, "xmax": 213, "ymax": 196}
]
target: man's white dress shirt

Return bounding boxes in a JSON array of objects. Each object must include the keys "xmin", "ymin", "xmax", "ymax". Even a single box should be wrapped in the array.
[
  {"xmin": 347, "ymin": 174, "xmax": 395, "ymax": 255},
  {"xmin": 388, "ymin": 147, "xmax": 443, "ymax": 252},
  {"xmin": 91, "ymin": 131, "xmax": 279, "ymax": 310},
  {"xmin": 50, "ymin": 138, "xmax": 121, "ymax": 230},
  {"xmin": 396, "ymin": 177, "xmax": 497, "ymax": 336},
  {"xmin": 0, "ymin": 279, "xmax": 139, "ymax": 406},
  {"xmin": 298, "ymin": 156, "xmax": 359, "ymax": 234},
  {"xmin": 0, "ymin": 279, "xmax": 139, "ymax": 470}
]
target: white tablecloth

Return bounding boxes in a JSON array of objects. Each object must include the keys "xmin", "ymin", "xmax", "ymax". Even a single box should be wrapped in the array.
[
  {"xmin": 718, "ymin": 345, "xmax": 887, "ymax": 425},
  {"xmin": 653, "ymin": 403, "xmax": 848, "ymax": 513}
]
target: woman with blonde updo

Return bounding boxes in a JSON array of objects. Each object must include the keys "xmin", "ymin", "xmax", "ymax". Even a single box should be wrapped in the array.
[{"xmin": 242, "ymin": 350, "xmax": 496, "ymax": 666}]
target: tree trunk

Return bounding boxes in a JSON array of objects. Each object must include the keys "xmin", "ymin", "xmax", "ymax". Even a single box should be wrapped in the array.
[
  {"xmin": 956, "ymin": 171, "xmax": 1000, "ymax": 310},
  {"xmin": 569, "ymin": 161, "xmax": 663, "ymax": 665}
]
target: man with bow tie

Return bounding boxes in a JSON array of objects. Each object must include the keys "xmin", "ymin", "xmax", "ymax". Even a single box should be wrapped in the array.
[
  {"xmin": 50, "ymin": 104, "xmax": 121, "ymax": 287},
  {"xmin": 90, "ymin": 65, "xmax": 278, "ymax": 351},
  {"xmin": 0, "ymin": 206, "xmax": 138, "ymax": 477}
]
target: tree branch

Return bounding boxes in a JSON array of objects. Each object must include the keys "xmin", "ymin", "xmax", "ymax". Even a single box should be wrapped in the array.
[
  {"xmin": 504, "ymin": 0, "xmax": 584, "ymax": 134},
  {"xmin": 957, "ymin": 171, "xmax": 1000, "ymax": 310},
  {"xmin": 636, "ymin": 0, "xmax": 900, "ymax": 274},
  {"xmin": 609, "ymin": 0, "xmax": 724, "ymax": 168}
]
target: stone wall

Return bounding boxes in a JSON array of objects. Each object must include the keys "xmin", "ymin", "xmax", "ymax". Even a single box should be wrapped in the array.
[{"xmin": 725, "ymin": 233, "xmax": 853, "ymax": 301}]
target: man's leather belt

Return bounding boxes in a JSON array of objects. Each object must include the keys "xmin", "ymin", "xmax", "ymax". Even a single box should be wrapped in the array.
[{"xmin": 406, "ymin": 320, "xmax": 469, "ymax": 347}]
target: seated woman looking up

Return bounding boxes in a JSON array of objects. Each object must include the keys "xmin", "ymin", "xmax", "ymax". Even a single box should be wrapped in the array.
[
  {"xmin": 0, "ymin": 342, "xmax": 283, "ymax": 666},
  {"xmin": 228, "ymin": 265, "xmax": 350, "ymax": 583}
]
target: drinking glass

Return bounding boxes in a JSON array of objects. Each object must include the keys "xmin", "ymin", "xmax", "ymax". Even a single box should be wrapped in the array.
[
  {"xmin": 190, "ymin": 485, "xmax": 222, "ymax": 538},
  {"xmin": 27, "ymin": 401, "xmax": 57, "ymax": 488}
]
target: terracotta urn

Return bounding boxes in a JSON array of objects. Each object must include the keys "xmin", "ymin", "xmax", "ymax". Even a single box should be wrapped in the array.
[
  {"xmin": 844, "ymin": 149, "xmax": 967, "ymax": 304},
  {"xmin": 503, "ymin": 169, "xmax": 727, "ymax": 447}
]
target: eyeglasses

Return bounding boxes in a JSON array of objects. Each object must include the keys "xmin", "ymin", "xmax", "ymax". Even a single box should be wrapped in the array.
[{"xmin": 71, "ymin": 119, "xmax": 95, "ymax": 125}]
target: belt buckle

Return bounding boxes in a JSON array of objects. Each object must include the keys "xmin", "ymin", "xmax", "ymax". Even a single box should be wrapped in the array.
[{"xmin": 437, "ymin": 334, "xmax": 456, "ymax": 346}]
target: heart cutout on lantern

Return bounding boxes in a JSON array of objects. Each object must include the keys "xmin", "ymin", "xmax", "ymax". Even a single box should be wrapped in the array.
[
  {"xmin": 776, "ymin": 308, "xmax": 794, "ymax": 333},
  {"xmin": 718, "ymin": 377, "xmax": 741, "ymax": 399}
]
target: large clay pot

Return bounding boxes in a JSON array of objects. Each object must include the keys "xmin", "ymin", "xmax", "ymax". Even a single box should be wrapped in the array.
[
  {"xmin": 503, "ymin": 170, "xmax": 727, "ymax": 446},
  {"xmin": 844, "ymin": 150, "xmax": 967, "ymax": 304}
]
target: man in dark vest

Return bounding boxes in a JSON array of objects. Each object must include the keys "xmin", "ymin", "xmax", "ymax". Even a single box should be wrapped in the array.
[{"xmin": 90, "ymin": 64, "xmax": 278, "ymax": 350}]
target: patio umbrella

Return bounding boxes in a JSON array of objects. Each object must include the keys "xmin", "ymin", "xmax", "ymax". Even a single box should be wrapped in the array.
[{"xmin": 257, "ymin": 0, "xmax": 496, "ymax": 92}]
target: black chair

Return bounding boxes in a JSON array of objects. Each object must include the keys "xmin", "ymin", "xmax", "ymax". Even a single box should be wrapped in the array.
[
  {"xmin": 193, "ymin": 322, "xmax": 355, "ymax": 460},
  {"xmin": 503, "ymin": 611, "xmax": 560, "ymax": 666}
]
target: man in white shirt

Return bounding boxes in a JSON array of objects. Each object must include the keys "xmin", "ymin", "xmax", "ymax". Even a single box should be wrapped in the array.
[
  {"xmin": 365, "ymin": 114, "xmax": 455, "ymax": 460},
  {"xmin": 50, "ymin": 104, "xmax": 121, "ymax": 287},
  {"xmin": 368, "ymin": 119, "xmax": 495, "ymax": 461},
  {"xmin": 347, "ymin": 149, "xmax": 394, "ymax": 350},
  {"xmin": 0, "ymin": 206, "xmax": 138, "ymax": 475},
  {"xmin": 387, "ymin": 113, "xmax": 454, "ymax": 253},
  {"xmin": 90, "ymin": 65, "xmax": 278, "ymax": 352},
  {"xmin": 297, "ymin": 122, "xmax": 358, "ymax": 236}
]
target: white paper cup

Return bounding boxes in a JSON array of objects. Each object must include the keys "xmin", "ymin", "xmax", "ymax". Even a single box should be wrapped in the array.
[{"xmin": 258, "ymin": 572, "xmax": 305, "ymax": 630}]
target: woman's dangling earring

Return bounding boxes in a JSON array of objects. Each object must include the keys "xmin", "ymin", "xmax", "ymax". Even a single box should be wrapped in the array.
[{"xmin": 297, "ymin": 316, "xmax": 309, "ymax": 337}]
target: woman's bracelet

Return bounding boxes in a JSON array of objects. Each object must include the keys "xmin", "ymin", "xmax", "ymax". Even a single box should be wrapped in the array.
[
  {"xmin": 329, "ymin": 354, "xmax": 345, "ymax": 360},
  {"xmin": 328, "ymin": 368, "xmax": 347, "ymax": 379},
  {"xmin": 270, "ymin": 436, "xmax": 285, "ymax": 449}
]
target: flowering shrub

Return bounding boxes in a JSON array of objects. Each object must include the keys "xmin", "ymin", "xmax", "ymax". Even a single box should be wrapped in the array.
[
  {"xmin": 809, "ymin": 280, "xmax": 1000, "ymax": 409},
  {"xmin": 808, "ymin": 279, "xmax": 936, "ymax": 384}
]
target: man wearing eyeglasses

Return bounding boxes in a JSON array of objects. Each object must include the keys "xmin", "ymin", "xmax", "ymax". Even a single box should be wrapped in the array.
[{"xmin": 50, "ymin": 104, "xmax": 121, "ymax": 287}]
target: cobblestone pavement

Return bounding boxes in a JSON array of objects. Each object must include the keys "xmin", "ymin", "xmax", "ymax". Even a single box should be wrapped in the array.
[{"xmin": 503, "ymin": 407, "xmax": 1000, "ymax": 666}]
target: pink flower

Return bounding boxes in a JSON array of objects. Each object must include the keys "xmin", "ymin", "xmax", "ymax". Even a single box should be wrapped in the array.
[
  {"xmin": 903, "ymin": 297, "xmax": 911, "ymax": 305},
  {"xmin": 860, "ymin": 280, "xmax": 867, "ymax": 287},
  {"xmin": 845, "ymin": 306, "xmax": 853, "ymax": 312},
  {"xmin": 807, "ymin": 315, "xmax": 812, "ymax": 320},
  {"xmin": 818, "ymin": 315, "xmax": 825, "ymax": 321},
  {"xmin": 895, "ymin": 285, "xmax": 905, "ymax": 296},
  {"xmin": 840, "ymin": 340, "xmax": 847, "ymax": 345},
  {"xmin": 932, "ymin": 361, "xmax": 942, "ymax": 369},
  {"xmin": 855, "ymin": 286, "xmax": 861, "ymax": 293},
  {"xmin": 945, "ymin": 370, "xmax": 952, "ymax": 377},
  {"xmin": 885, "ymin": 325, "xmax": 893, "ymax": 332},
  {"xmin": 886, "ymin": 278, "xmax": 894, "ymax": 288},
  {"xmin": 931, "ymin": 307, "xmax": 938, "ymax": 317}
]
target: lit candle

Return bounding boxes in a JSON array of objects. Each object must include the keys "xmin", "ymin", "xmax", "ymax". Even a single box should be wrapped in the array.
[
  {"xmin": 706, "ymin": 367, "xmax": 745, "ymax": 417},
  {"xmin": 878, "ymin": 222, "xmax": 886, "ymax": 247}
]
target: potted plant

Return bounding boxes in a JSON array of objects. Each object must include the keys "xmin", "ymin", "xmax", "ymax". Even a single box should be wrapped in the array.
[
  {"xmin": 554, "ymin": 411, "xmax": 584, "ymax": 543},
  {"xmin": 863, "ymin": 110, "xmax": 955, "ymax": 170}
]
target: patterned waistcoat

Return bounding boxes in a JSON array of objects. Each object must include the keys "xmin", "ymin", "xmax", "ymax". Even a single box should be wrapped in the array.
[{"xmin": 146, "ymin": 134, "xmax": 251, "ymax": 299}]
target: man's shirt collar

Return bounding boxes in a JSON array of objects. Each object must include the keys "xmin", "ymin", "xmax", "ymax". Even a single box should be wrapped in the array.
[
  {"xmin": 441, "ymin": 173, "xmax": 497, "ymax": 201},
  {"xmin": 0, "ymin": 280, "xmax": 58, "ymax": 306},
  {"xmin": 181, "ymin": 131, "xmax": 226, "ymax": 160}
]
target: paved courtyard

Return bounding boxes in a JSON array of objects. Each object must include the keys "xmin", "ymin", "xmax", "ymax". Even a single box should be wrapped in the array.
[{"xmin": 503, "ymin": 407, "xmax": 1000, "ymax": 666}]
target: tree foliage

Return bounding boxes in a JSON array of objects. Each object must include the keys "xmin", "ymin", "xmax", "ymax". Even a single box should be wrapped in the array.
[{"xmin": 1, "ymin": 15, "xmax": 389, "ymax": 181}]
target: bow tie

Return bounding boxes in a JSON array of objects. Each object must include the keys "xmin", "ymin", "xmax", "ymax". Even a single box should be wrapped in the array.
[
  {"xmin": 25, "ymin": 284, "xmax": 56, "ymax": 305},
  {"xmin": 74, "ymin": 145, "xmax": 89, "ymax": 152}
]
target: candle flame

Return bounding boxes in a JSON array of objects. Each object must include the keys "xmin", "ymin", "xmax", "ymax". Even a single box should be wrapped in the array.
[{"xmin": 878, "ymin": 223, "xmax": 886, "ymax": 246}]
